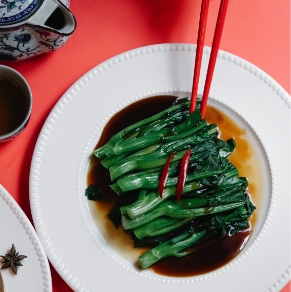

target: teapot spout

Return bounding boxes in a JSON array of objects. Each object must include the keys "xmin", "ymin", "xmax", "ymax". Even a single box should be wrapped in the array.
[{"xmin": 27, "ymin": 0, "xmax": 76, "ymax": 36}]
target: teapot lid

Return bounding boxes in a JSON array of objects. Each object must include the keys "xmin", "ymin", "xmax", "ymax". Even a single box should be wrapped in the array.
[{"xmin": 0, "ymin": 0, "xmax": 43, "ymax": 25}]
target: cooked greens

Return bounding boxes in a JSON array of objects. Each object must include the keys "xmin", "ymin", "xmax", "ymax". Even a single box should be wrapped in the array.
[
  {"xmin": 85, "ymin": 184, "xmax": 100, "ymax": 201},
  {"xmin": 89, "ymin": 97, "xmax": 255, "ymax": 269}
]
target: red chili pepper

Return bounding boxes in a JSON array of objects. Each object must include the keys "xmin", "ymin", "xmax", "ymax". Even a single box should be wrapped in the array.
[
  {"xmin": 158, "ymin": 152, "xmax": 176, "ymax": 198},
  {"xmin": 176, "ymin": 149, "xmax": 192, "ymax": 202}
]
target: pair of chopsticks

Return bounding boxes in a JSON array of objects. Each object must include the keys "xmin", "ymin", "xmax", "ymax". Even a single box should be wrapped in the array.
[{"xmin": 190, "ymin": 0, "xmax": 230, "ymax": 118}]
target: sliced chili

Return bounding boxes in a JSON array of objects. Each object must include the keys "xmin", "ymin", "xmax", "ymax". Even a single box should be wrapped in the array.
[
  {"xmin": 158, "ymin": 152, "xmax": 176, "ymax": 198},
  {"xmin": 176, "ymin": 149, "xmax": 192, "ymax": 202}
]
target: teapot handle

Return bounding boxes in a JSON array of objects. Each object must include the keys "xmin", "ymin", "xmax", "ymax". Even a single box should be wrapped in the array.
[{"xmin": 27, "ymin": 0, "xmax": 76, "ymax": 35}]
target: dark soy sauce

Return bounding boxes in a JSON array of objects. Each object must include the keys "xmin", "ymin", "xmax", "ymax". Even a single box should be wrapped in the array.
[
  {"xmin": 0, "ymin": 78, "xmax": 28, "ymax": 136},
  {"xmin": 87, "ymin": 95, "xmax": 256, "ymax": 277},
  {"xmin": 152, "ymin": 231, "xmax": 250, "ymax": 277}
]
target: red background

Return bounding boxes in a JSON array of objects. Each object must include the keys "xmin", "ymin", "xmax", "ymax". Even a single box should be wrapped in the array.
[{"xmin": 0, "ymin": 0, "xmax": 290, "ymax": 291}]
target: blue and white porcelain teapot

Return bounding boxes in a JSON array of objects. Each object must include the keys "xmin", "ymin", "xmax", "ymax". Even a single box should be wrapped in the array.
[{"xmin": 0, "ymin": 0, "xmax": 76, "ymax": 61}]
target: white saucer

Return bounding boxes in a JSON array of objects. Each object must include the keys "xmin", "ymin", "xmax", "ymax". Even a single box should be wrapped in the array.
[{"xmin": 0, "ymin": 185, "xmax": 52, "ymax": 292}]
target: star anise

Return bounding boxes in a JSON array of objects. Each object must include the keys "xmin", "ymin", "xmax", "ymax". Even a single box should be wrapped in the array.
[{"xmin": 0, "ymin": 244, "xmax": 27, "ymax": 275}]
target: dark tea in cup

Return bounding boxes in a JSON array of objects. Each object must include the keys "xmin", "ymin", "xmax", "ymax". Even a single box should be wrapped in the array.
[{"xmin": 0, "ymin": 66, "xmax": 32, "ymax": 142}]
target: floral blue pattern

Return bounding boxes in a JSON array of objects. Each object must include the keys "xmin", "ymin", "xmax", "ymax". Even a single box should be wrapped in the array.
[
  {"xmin": 0, "ymin": 0, "xmax": 75, "ymax": 61},
  {"xmin": 0, "ymin": 27, "xmax": 68, "ymax": 60},
  {"xmin": 2, "ymin": 0, "xmax": 27, "ymax": 13},
  {"xmin": 0, "ymin": 0, "xmax": 42, "ymax": 25}
]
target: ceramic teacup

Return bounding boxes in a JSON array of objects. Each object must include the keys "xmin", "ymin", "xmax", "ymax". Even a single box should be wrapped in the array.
[
  {"xmin": 0, "ymin": 0, "xmax": 76, "ymax": 61},
  {"xmin": 0, "ymin": 65, "xmax": 32, "ymax": 142}
]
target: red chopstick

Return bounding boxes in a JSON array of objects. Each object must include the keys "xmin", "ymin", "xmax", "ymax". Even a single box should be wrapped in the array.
[
  {"xmin": 190, "ymin": 0, "xmax": 210, "ymax": 114},
  {"xmin": 190, "ymin": 0, "xmax": 230, "ymax": 118},
  {"xmin": 200, "ymin": 0, "xmax": 230, "ymax": 118}
]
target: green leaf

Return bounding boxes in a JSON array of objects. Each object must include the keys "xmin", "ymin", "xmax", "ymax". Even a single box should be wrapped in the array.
[{"xmin": 85, "ymin": 184, "xmax": 100, "ymax": 201}]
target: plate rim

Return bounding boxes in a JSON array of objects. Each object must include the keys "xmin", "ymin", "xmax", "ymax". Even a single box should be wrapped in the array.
[
  {"xmin": 29, "ymin": 43, "xmax": 291, "ymax": 292},
  {"xmin": 0, "ymin": 184, "xmax": 52, "ymax": 292}
]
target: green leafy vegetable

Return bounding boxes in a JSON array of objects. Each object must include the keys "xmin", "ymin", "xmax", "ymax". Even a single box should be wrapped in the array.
[
  {"xmin": 87, "ymin": 97, "xmax": 256, "ymax": 269},
  {"xmin": 85, "ymin": 184, "xmax": 100, "ymax": 201}
]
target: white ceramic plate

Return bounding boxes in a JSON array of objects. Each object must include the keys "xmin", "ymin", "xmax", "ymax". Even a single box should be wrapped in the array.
[
  {"xmin": 29, "ymin": 44, "xmax": 291, "ymax": 292},
  {"xmin": 0, "ymin": 185, "xmax": 52, "ymax": 292}
]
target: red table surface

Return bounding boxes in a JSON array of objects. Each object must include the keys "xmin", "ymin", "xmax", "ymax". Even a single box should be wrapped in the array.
[{"xmin": 0, "ymin": 1, "xmax": 290, "ymax": 291}]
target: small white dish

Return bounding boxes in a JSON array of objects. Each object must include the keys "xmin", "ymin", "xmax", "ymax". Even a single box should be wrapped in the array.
[{"xmin": 0, "ymin": 185, "xmax": 52, "ymax": 292}]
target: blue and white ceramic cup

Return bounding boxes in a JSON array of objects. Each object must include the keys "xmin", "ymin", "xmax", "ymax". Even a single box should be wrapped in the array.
[{"xmin": 0, "ymin": 65, "xmax": 32, "ymax": 142}]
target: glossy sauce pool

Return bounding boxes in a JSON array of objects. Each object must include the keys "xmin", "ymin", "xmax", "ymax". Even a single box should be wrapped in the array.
[{"xmin": 87, "ymin": 96, "xmax": 263, "ymax": 276}]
